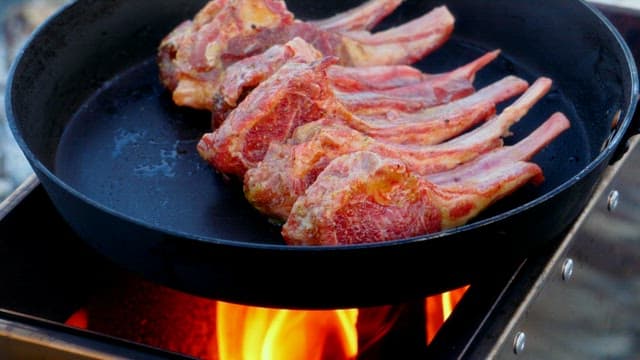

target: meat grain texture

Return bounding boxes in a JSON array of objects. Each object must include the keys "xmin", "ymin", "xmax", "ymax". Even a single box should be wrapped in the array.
[{"xmin": 158, "ymin": 0, "xmax": 571, "ymax": 246}]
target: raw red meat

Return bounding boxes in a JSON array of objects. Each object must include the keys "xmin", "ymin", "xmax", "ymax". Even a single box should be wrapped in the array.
[
  {"xmin": 198, "ymin": 57, "xmax": 526, "ymax": 177},
  {"xmin": 198, "ymin": 57, "xmax": 341, "ymax": 177},
  {"xmin": 158, "ymin": 0, "xmax": 454, "ymax": 110},
  {"xmin": 244, "ymin": 77, "xmax": 552, "ymax": 220},
  {"xmin": 215, "ymin": 37, "xmax": 496, "ymax": 125},
  {"xmin": 158, "ymin": 0, "xmax": 295, "ymax": 110},
  {"xmin": 222, "ymin": 6, "xmax": 454, "ymax": 67},
  {"xmin": 158, "ymin": 1, "xmax": 573, "ymax": 247},
  {"xmin": 281, "ymin": 113, "xmax": 571, "ymax": 245}
]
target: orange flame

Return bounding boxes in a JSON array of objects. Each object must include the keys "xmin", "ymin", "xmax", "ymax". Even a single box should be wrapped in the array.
[
  {"xmin": 425, "ymin": 286, "xmax": 469, "ymax": 344},
  {"xmin": 64, "ymin": 275, "xmax": 469, "ymax": 359},
  {"xmin": 216, "ymin": 302, "xmax": 359, "ymax": 360}
]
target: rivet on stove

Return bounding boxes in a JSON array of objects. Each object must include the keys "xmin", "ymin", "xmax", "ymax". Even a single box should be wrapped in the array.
[
  {"xmin": 607, "ymin": 190, "xmax": 620, "ymax": 212},
  {"xmin": 513, "ymin": 331, "xmax": 526, "ymax": 354},
  {"xmin": 562, "ymin": 258, "xmax": 574, "ymax": 281}
]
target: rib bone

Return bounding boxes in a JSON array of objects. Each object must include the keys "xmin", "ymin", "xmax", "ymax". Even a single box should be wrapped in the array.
[{"xmin": 308, "ymin": 0, "xmax": 404, "ymax": 32}]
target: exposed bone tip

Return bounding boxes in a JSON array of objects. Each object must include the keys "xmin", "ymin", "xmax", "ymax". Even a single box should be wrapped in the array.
[
  {"xmin": 502, "ymin": 74, "xmax": 530, "ymax": 88},
  {"xmin": 422, "ymin": 5, "xmax": 455, "ymax": 26},
  {"xmin": 488, "ymin": 49, "xmax": 502, "ymax": 57},
  {"xmin": 538, "ymin": 76, "xmax": 553, "ymax": 84},
  {"xmin": 530, "ymin": 77, "xmax": 553, "ymax": 91},
  {"xmin": 550, "ymin": 112, "xmax": 571, "ymax": 129},
  {"xmin": 435, "ymin": 5, "xmax": 454, "ymax": 18}
]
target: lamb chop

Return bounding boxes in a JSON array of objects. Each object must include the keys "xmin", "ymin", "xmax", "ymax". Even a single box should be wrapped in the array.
[
  {"xmin": 328, "ymin": 49, "xmax": 499, "ymax": 118},
  {"xmin": 222, "ymin": 6, "xmax": 454, "ymax": 66},
  {"xmin": 281, "ymin": 112, "xmax": 571, "ymax": 246},
  {"xmin": 198, "ymin": 57, "xmax": 341, "ymax": 178},
  {"xmin": 198, "ymin": 55, "xmax": 528, "ymax": 178},
  {"xmin": 290, "ymin": 73, "xmax": 528, "ymax": 147},
  {"xmin": 157, "ymin": 0, "xmax": 294, "ymax": 110},
  {"xmin": 427, "ymin": 113, "xmax": 571, "ymax": 186},
  {"xmin": 215, "ymin": 36, "xmax": 498, "ymax": 124},
  {"xmin": 244, "ymin": 77, "xmax": 552, "ymax": 220},
  {"xmin": 216, "ymin": 37, "xmax": 323, "ymax": 112},
  {"xmin": 158, "ymin": 0, "xmax": 454, "ymax": 110}
]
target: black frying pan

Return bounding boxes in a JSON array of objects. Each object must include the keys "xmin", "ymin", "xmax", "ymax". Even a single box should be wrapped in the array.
[{"xmin": 6, "ymin": 0, "xmax": 639, "ymax": 308}]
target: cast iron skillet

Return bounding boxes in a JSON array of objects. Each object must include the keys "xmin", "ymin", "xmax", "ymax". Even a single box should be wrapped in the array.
[{"xmin": 6, "ymin": 0, "xmax": 639, "ymax": 308}]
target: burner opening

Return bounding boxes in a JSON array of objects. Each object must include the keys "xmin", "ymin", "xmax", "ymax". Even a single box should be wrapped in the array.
[{"xmin": 65, "ymin": 275, "xmax": 468, "ymax": 359}]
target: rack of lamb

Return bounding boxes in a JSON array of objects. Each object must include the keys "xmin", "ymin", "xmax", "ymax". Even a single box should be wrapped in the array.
[{"xmin": 157, "ymin": 0, "xmax": 571, "ymax": 245}]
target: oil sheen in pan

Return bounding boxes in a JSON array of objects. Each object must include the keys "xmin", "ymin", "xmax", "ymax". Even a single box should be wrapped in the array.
[{"xmin": 53, "ymin": 41, "xmax": 588, "ymax": 245}]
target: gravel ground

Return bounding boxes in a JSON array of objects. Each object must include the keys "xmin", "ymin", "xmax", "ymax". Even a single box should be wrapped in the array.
[{"xmin": 0, "ymin": 0, "xmax": 67, "ymax": 200}]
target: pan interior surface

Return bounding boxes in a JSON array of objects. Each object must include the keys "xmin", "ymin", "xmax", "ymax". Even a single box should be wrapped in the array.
[
  {"xmin": 54, "ymin": 59, "xmax": 283, "ymax": 244},
  {"xmin": 54, "ymin": 38, "xmax": 587, "ymax": 245}
]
